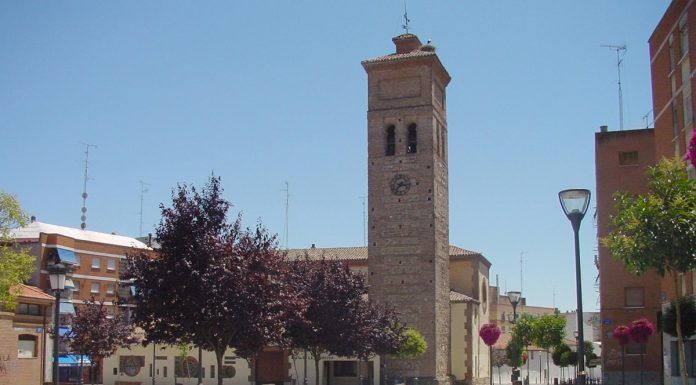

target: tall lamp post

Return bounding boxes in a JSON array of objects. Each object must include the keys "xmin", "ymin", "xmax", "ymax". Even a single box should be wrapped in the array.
[
  {"xmin": 48, "ymin": 263, "xmax": 67, "ymax": 385},
  {"xmin": 507, "ymin": 291, "xmax": 521, "ymax": 385},
  {"xmin": 558, "ymin": 188, "xmax": 591, "ymax": 385}
]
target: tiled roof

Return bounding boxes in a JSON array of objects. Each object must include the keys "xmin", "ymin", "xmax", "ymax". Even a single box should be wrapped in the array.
[
  {"xmin": 362, "ymin": 49, "xmax": 437, "ymax": 65},
  {"xmin": 10, "ymin": 221, "xmax": 149, "ymax": 249},
  {"xmin": 450, "ymin": 290, "xmax": 478, "ymax": 304},
  {"xmin": 286, "ymin": 245, "xmax": 482, "ymax": 262},
  {"xmin": 15, "ymin": 284, "xmax": 54, "ymax": 301},
  {"xmin": 286, "ymin": 246, "xmax": 368, "ymax": 261}
]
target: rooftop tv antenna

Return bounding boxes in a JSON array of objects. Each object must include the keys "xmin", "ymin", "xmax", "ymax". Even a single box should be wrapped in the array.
[
  {"xmin": 79, "ymin": 142, "xmax": 97, "ymax": 230},
  {"xmin": 138, "ymin": 181, "xmax": 150, "ymax": 236},
  {"xmin": 282, "ymin": 182, "xmax": 290, "ymax": 250},
  {"xmin": 642, "ymin": 109, "xmax": 653, "ymax": 128},
  {"xmin": 402, "ymin": 0, "xmax": 411, "ymax": 33},
  {"xmin": 601, "ymin": 44, "xmax": 628, "ymax": 130}
]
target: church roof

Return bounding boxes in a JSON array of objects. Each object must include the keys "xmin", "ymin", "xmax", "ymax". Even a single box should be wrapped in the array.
[
  {"xmin": 361, "ymin": 49, "xmax": 437, "ymax": 65},
  {"xmin": 450, "ymin": 290, "xmax": 478, "ymax": 304},
  {"xmin": 285, "ymin": 245, "xmax": 484, "ymax": 262}
]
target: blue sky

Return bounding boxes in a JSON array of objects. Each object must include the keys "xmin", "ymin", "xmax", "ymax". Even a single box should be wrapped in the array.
[{"xmin": 1, "ymin": 1, "xmax": 670, "ymax": 312}]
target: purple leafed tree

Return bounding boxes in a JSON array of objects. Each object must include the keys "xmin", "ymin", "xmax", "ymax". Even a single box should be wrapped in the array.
[
  {"xmin": 67, "ymin": 297, "xmax": 134, "ymax": 385},
  {"xmin": 287, "ymin": 256, "xmax": 404, "ymax": 385},
  {"xmin": 124, "ymin": 177, "xmax": 303, "ymax": 385}
]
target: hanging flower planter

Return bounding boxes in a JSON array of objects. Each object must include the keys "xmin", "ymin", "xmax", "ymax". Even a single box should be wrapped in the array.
[
  {"xmin": 687, "ymin": 130, "xmax": 696, "ymax": 168},
  {"xmin": 479, "ymin": 323, "xmax": 501, "ymax": 385},
  {"xmin": 613, "ymin": 324, "xmax": 630, "ymax": 385},
  {"xmin": 630, "ymin": 317, "xmax": 655, "ymax": 385}
]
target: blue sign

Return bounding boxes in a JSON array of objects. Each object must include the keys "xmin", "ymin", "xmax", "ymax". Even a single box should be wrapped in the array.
[
  {"xmin": 35, "ymin": 327, "xmax": 43, "ymax": 333},
  {"xmin": 603, "ymin": 318, "xmax": 613, "ymax": 325}
]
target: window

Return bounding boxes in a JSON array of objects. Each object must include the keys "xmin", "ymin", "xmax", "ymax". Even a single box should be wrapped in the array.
[
  {"xmin": 626, "ymin": 341, "xmax": 646, "ymax": 355},
  {"xmin": 74, "ymin": 254, "xmax": 81, "ymax": 266},
  {"xmin": 163, "ymin": 366, "xmax": 168, "ymax": 378},
  {"xmin": 618, "ymin": 151, "xmax": 639, "ymax": 166},
  {"xmin": 16, "ymin": 303, "xmax": 41, "ymax": 316},
  {"xmin": 406, "ymin": 124, "xmax": 417, "ymax": 153},
  {"xmin": 333, "ymin": 361, "xmax": 357, "ymax": 377},
  {"xmin": 670, "ymin": 340, "xmax": 696, "ymax": 376},
  {"xmin": 385, "ymin": 125, "xmax": 395, "ymax": 156},
  {"xmin": 106, "ymin": 284, "xmax": 115, "ymax": 295},
  {"xmin": 624, "ymin": 287, "xmax": 645, "ymax": 307},
  {"xmin": 91, "ymin": 257, "xmax": 101, "ymax": 269},
  {"xmin": 73, "ymin": 280, "xmax": 81, "ymax": 293},
  {"xmin": 91, "ymin": 283, "xmax": 100, "ymax": 294},
  {"xmin": 500, "ymin": 312, "xmax": 505, "ymax": 321},
  {"xmin": 18, "ymin": 335, "xmax": 37, "ymax": 358},
  {"xmin": 107, "ymin": 258, "xmax": 116, "ymax": 271},
  {"xmin": 210, "ymin": 365, "xmax": 215, "ymax": 378}
]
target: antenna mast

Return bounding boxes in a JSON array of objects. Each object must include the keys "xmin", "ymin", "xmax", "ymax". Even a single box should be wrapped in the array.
[
  {"xmin": 601, "ymin": 44, "xmax": 628, "ymax": 130},
  {"xmin": 402, "ymin": 0, "xmax": 411, "ymax": 33},
  {"xmin": 138, "ymin": 181, "xmax": 150, "ymax": 236},
  {"xmin": 282, "ymin": 182, "xmax": 290, "ymax": 250},
  {"xmin": 79, "ymin": 142, "xmax": 97, "ymax": 230}
]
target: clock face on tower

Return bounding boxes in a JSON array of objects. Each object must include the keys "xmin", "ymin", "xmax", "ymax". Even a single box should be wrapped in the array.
[{"xmin": 390, "ymin": 174, "xmax": 412, "ymax": 195}]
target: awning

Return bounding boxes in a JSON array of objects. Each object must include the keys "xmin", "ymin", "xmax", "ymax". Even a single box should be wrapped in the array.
[
  {"xmin": 58, "ymin": 354, "xmax": 91, "ymax": 367},
  {"xmin": 59, "ymin": 301, "xmax": 76, "ymax": 315},
  {"xmin": 56, "ymin": 248, "xmax": 78, "ymax": 265},
  {"xmin": 58, "ymin": 326, "xmax": 71, "ymax": 337},
  {"xmin": 64, "ymin": 278, "xmax": 75, "ymax": 290}
]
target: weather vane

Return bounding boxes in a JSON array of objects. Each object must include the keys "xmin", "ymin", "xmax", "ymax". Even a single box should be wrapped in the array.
[{"xmin": 402, "ymin": 0, "xmax": 411, "ymax": 34}]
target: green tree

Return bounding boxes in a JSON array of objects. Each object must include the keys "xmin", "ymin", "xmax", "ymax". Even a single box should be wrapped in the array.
[
  {"xmin": 552, "ymin": 344, "xmax": 571, "ymax": 380},
  {"xmin": 392, "ymin": 327, "xmax": 426, "ymax": 359},
  {"xmin": 505, "ymin": 337, "xmax": 523, "ymax": 369},
  {"xmin": 603, "ymin": 157, "xmax": 696, "ymax": 385},
  {"xmin": 0, "ymin": 191, "xmax": 35, "ymax": 310},
  {"xmin": 662, "ymin": 295, "xmax": 696, "ymax": 341},
  {"xmin": 532, "ymin": 313, "xmax": 566, "ymax": 384},
  {"xmin": 511, "ymin": 314, "xmax": 536, "ymax": 381}
]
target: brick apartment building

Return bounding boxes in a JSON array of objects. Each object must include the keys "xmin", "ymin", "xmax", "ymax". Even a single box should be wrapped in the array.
[
  {"xmin": 10, "ymin": 220, "xmax": 150, "ymax": 384},
  {"xmin": 596, "ymin": 1, "xmax": 696, "ymax": 384}
]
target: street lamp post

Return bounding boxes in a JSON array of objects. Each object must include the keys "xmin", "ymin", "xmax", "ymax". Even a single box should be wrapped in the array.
[
  {"xmin": 507, "ymin": 291, "xmax": 521, "ymax": 385},
  {"xmin": 48, "ymin": 263, "xmax": 67, "ymax": 385},
  {"xmin": 559, "ymin": 188, "xmax": 591, "ymax": 385}
]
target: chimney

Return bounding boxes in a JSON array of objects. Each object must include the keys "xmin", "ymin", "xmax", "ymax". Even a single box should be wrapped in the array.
[
  {"xmin": 311, "ymin": 243, "xmax": 316, "ymax": 249},
  {"xmin": 600, "ymin": 125, "xmax": 608, "ymax": 133},
  {"xmin": 393, "ymin": 34, "xmax": 422, "ymax": 54},
  {"xmin": 148, "ymin": 233, "xmax": 153, "ymax": 247},
  {"xmin": 30, "ymin": 215, "xmax": 36, "ymax": 223}
]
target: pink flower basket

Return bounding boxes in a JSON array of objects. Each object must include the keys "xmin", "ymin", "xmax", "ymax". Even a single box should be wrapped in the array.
[
  {"xmin": 613, "ymin": 325, "xmax": 631, "ymax": 346},
  {"xmin": 687, "ymin": 130, "xmax": 696, "ymax": 168},
  {"xmin": 630, "ymin": 317, "xmax": 655, "ymax": 344},
  {"xmin": 479, "ymin": 323, "xmax": 501, "ymax": 347}
]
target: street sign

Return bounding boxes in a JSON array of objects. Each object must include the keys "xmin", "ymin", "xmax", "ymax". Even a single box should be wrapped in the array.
[{"xmin": 603, "ymin": 318, "xmax": 613, "ymax": 325}]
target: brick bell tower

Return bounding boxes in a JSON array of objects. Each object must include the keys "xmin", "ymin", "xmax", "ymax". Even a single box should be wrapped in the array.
[{"xmin": 363, "ymin": 34, "xmax": 451, "ymax": 385}]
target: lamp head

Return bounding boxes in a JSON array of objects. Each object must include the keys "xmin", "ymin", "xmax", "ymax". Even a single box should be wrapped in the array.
[
  {"xmin": 558, "ymin": 189, "xmax": 591, "ymax": 219},
  {"xmin": 47, "ymin": 263, "xmax": 67, "ymax": 291},
  {"xmin": 507, "ymin": 291, "xmax": 521, "ymax": 306}
]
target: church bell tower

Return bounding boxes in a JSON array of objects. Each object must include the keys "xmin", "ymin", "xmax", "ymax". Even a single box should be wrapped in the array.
[{"xmin": 363, "ymin": 34, "xmax": 451, "ymax": 384}]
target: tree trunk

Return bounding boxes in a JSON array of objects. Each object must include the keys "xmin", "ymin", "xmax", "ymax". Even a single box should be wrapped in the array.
[
  {"xmin": 313, "ymin": 351, "xmax": 321, "ymax": 385},
  {"xmin": 546, "ymin": 350, "xmax": 550, "ymax": 385},
  {"xmin": 673, "ymin": 272, "xmax": 689, "ymax": 385},
  {"xmin": 215, "ymin": 349, "xmax": 224, "ymax": 385}
]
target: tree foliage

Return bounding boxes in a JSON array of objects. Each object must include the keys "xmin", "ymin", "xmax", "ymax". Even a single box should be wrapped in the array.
[
  {"xmin": 124, "ymin": 177, "xmax": 303, "ymax": 385},
  {"xmin": 603, "ymin": 157, "xmax": 696, "ymax": 276},
  {"xmin": 532, "ymin": 314, "xmax": 566, "ymax": 350},
  {"xmin": 662, "ymin": 296, "xmax": 696, "ymax": 340},
  {"xmin": 287, "ymin": 256, "xmax": 404, "ymax": 385},
  {"xmin": 506, "ymin": 338, "xmax": 523, "ymax": 368},
  {"xmin": 551, "ymin": 344, "xmax": 571, "ymax": 367},
  {"xmin": 67, "ymin": 298, "xmax": 134, "ymax": 385},
  {"xmin": 392, "ymin": 327, "xmax": 426, "ymax": 359},
  {"xmin": 0, "ymin": 191, "xmax": 35, "ymax": 310},
  {"xmin": 603, "ymin": 157, "xmax": 696, "ymax": 385},
  {"xmin": 511, "ymin": 314, "xmax": 536, "ymax": 349}
]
